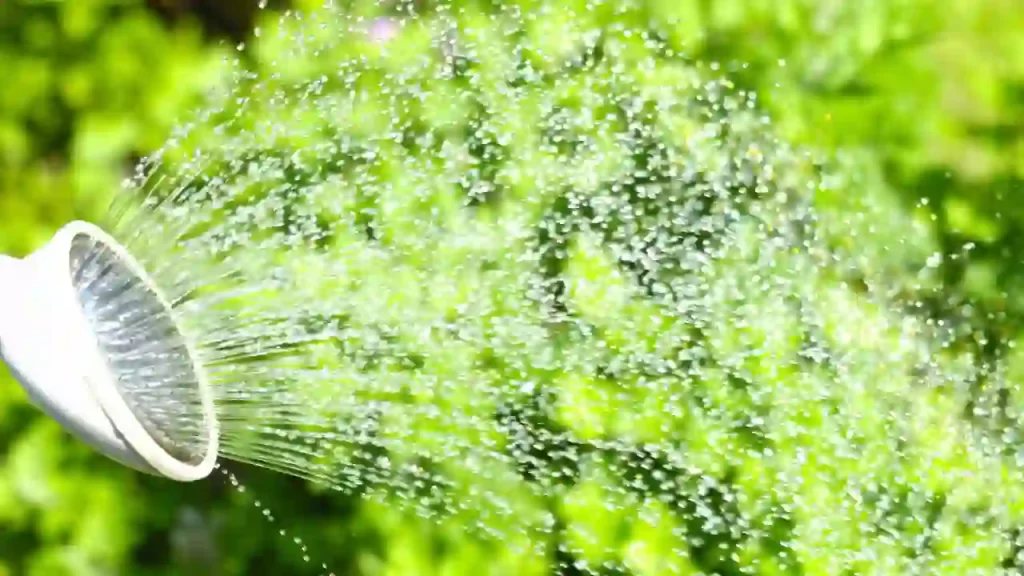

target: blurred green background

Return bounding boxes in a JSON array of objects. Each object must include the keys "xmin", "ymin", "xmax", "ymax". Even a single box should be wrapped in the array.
[{"xmin": 2, "ymin": 0, "xmax": 1024, "ymax": 574}]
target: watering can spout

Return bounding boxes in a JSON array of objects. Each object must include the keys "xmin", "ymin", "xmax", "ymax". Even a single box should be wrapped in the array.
[{"xmin": 0, "ymin": 221, "xmax": 218, "ymax": 482}]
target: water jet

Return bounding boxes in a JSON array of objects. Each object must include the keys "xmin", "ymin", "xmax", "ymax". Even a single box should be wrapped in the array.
[
  {"xmin": 4, "ymin": 3, "xmax": 1022, "ymax": 573},
  {"xmin": 0, "ymin": 220, "xmax": 218, "ymax": 481}
]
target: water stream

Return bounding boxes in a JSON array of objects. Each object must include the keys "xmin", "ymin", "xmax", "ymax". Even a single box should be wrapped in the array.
[{"xmin": 90, "ymin": 1, "xmax": 1024, "ymax": 573}]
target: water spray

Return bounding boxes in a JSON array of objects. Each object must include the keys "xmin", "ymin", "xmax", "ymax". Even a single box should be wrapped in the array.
[
  {"xmin": 4, "ymin": 3, "xmax": 1022, "ymax": 572},
  {"xmin": 0, "ymin": 220, "xmax": 218, "ymax": 481}
]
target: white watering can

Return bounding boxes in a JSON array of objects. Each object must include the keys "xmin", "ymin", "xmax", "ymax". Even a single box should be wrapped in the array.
[{"xmin": 0, "ymin": 221, "xmax": 218, "ymax": 481}]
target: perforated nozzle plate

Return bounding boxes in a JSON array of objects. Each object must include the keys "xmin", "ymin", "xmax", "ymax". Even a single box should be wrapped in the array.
[{"xmin": 68, "ymin": 233, "xmax": 210, "ymax": 466}]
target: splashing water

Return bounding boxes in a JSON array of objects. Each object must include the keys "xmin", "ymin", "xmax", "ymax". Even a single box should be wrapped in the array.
[{"xmin": 84, "ymin": 1, "xmax": 1024, "ymax": 573}]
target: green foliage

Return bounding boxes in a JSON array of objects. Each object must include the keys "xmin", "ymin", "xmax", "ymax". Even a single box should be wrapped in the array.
[{"xmin": 3, "ymin": 0, "xmax": 1024, "ymax": 575}]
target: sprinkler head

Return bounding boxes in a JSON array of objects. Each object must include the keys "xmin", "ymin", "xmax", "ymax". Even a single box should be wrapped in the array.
[{"xmin": 0, "ymin": 221, "xmax": 218, "ymax": 481}]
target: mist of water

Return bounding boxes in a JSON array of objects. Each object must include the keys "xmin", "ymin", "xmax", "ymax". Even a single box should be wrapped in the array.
[{"xmin": 91, "ymin": 1, "xmax": 1024, "ymax": 573}]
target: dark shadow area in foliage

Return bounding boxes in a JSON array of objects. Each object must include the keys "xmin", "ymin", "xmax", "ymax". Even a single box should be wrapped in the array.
[{"xmin": 146, "ymin": 0, "xmax": 289, "ymax": 42}]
